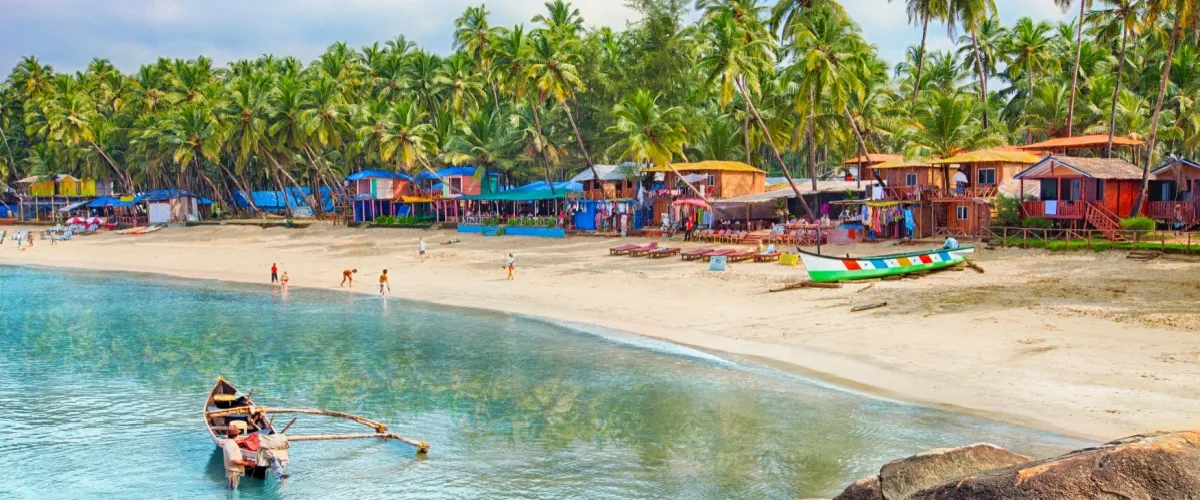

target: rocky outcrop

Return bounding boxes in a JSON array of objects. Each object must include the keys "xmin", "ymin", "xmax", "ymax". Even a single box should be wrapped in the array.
[
  {"xmin": 834, "ymin": 431, "xmax": 1200, "ymax": 500},
  {"xmin": 909, "ymin": 431, "xmax": 1200, "ymax": 499},
  {"xmin": 834, "ymin": 444, "xmax": 1031, "ymax": 500}
]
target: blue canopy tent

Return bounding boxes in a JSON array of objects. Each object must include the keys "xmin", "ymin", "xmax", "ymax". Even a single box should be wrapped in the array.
[{"xmin": 233, "ymin": 187, "xmax": 335, "ymax": 213}]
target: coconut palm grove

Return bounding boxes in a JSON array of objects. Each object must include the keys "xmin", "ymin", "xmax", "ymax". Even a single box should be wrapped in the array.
[{"xmin": 0, "ymin": 0, "xmax": 1196, "ymax": 217}]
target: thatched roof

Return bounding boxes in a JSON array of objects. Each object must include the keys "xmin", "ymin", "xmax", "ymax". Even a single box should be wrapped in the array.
[
  {"xmin": 1016, "ymin": 134, "xmax": 1144, "ymax": 151},
  {"xmin": 1015, "ymin": 156, "xmax": 1143, "ymax": 180},
  {"xmin": 643, "ymin": 161, "xmax": 766, "ymax": 174}
]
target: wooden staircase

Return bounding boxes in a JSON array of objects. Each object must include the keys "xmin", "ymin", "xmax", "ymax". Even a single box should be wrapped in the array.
[{"xmin": 1086, "ymin": 203, "xmax": 1125, "ymax": 242}]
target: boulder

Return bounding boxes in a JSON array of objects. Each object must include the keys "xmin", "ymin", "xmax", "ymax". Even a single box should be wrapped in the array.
[
  {"xmin": 909, "ymin": 431, "xmax": 1200, "ymax": 499},
  {"xmin": 877, "ymin": 444, "xmax": 1032, "ymax": 499},
  {"xmin": 833, "ymin": 475, "xmax": 882, "ymax": 500}
]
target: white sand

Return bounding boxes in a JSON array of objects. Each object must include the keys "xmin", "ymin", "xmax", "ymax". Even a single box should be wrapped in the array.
[{"xmin": 4, "ymin": 223, "xmax": 1200, "ymax": 440}]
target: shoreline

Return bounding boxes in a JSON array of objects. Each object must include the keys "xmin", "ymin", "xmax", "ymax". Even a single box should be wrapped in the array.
[{"xmin": 4, "ymin": 223, "xmax": 1199, "ymax": 441}]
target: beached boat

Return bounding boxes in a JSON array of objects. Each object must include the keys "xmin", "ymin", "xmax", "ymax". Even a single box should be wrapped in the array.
[
  {"xmin": 799, "ymin": 246, "xmax": 975, "ymax": 282},
  {"xmin": 203, "ymin": 377, "xmax": 430, "ymax": 482}
]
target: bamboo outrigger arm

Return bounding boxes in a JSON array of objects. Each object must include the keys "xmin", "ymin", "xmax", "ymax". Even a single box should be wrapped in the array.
[{"xmin": 206, "ymin": 406, "xmax": 429, "ymax": 454}]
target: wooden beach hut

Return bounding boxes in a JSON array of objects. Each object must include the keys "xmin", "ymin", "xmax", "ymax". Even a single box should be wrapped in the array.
[
  {"xmin": 1015, "ymin": 134, "xmax": 1145, "ymax": 156},
  {"xmin": 569, "ymin": 164, "xmax": 639, "ymax": 200},
  {"xmin": 1014, "ymin": 156, "xmax": 1144, "ymax": 239},
  {"xmin": 1148, "ymin": 157, "xmax": 1200, "ymax": 226},
  {"xmin": 867, "ymin": 157, "xmax": 943, "ymax": 200},
  {"xmin": 642, "ymin": 161, "xmax": 766, "ymax": 226},
  {"xmin": 930, "ymin": 149, "xmax": 1044, "ymax": 199},
  {"xmin": 844, "ymin": 153, "xmax": 902, "ymax": 182}
]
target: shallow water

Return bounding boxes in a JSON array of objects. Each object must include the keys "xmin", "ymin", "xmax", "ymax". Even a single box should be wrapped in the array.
[{"xmin": 0, "ymin": 266, "xmax": 1089, "ymax": 499}]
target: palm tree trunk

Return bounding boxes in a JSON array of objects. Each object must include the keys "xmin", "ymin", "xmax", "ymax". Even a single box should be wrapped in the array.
[
  {"xmin": 216, "ymin": 162, "xmax": 261, "ymax": 215},
  {"xmin": 736, "ymin": 79, "xmax": 815, "ymax": 220},
  {"xmin": 91, "ymin": 142, "xmax": 133, "ymax": 194},
  {"xmin": 1106, "ymin": 23, "xmax": 1129, "ymax": 158},
  {"xmin": 1066, "ymin": 1, "xmax": 1087, "ymax": 137},
  {"xmin": 743, "ymin": 105, "xmax": 752, "ymax": 164},
  {"xmin": 561, "ymin": 101, "xmax": 600, "ymax": 182},
  {"xmin": 0, "ymin": 124, "xmax": 16, "ymax": 176},
  {"xmin": 911, "ymin": 17, "xmax": 930, "ymax": 104},
  {"xmin": 844, "ymin": 108, "xmax": 871, "ymax": 189},
  {"xmin": 970, "ymin": 32, "xmax": 990, "ymax": 129},
  {"xmin": 1026, "ymin": 69, "xmax": 1035, "ymax": 144},
  {"xmin": 1133, "ymin": 14, "xmax": 1182, "ymax": 216},
  {"xmin": 265, "ymin": 152, "xmax": 316, "ymax": 217},
  {"xmin": 806, "ymin": 107, "xmax": 818, "ymax": 192},
  {"xmin": 528, "ymin": 98, "xmax": 556, "ymax": 196}
]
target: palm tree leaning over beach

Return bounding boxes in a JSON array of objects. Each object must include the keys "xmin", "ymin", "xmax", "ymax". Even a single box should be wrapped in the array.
[{"xmin": 605, "ymin": 89, "xmax": 704, "ymax": 199}]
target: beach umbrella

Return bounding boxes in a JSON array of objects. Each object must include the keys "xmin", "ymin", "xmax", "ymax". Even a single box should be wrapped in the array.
[
  {"xmin": 87, "ymin": 216, "xmax": 104, "ymax": 224},
  {"xmin": 67, "ymin": 216, "xmax": 86, "ymax": 224}
]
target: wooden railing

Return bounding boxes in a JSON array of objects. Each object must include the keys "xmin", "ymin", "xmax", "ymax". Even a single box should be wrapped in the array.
[
  {"xmin": 1021, "ymin": 200, "xmax": 1086, "ymax": 219},
  {"xmin": 979, "ymin": 227, "xmax": 1200, "ymax": 254},
  {"xmin": 1146, "ymin": 201, "xmax": 1198, "ymax": 222}
]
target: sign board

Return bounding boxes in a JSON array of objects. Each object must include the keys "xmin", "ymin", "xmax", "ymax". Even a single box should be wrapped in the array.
[{"xmin": 708, "ymin": 256, "xmax": 727, "ymax": 271}]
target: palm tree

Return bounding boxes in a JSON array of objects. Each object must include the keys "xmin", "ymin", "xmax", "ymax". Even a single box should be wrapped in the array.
[
  {"xmin": 1087, "ymin": 0, "xmax": 1144, "ymax": 156},
  {"xmin": 1132, "ymin": 0, "xmax": 1198, "ymax": 216},
  {"xmin": 891, "ymin": 0, "xmax": 948, "ymax": 103},
  {"xmin": 688, "ymin": 114, "xmax": 745, "ymax": 162},
  {"xmin": 1057, "ymin": 0, "xmax": 1095, "ymax": 137},
  {"xmin": 903, "ymin": 91, "xmax": 1003, "ymax": 185},
  {"xmin": 949, "ymin": 0, "xmax": 999, "ymax": 129},
  {"xmin": 1004, "ymin": 17, "xmax": 1056, "ymax": 142},
  {"xmin": 446, "ymin": 106, "xmax": 518, "ymax": 185},
  {"xmin": 525, "ymin": 29, "xmax": 599, "ymax": 182},
  {"xmin": 604, "ymin": 89, "xmax": 703, "ymax": 198}
]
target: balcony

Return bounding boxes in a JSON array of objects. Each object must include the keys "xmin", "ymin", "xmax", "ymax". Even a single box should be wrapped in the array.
[
  {"xmin": 1146, "ymin": 201, "xmax": 1198, "ymax": 222},
  {"xmin": 580, "ymin": 187, "xmax": 638, "ymax": 200},
  {"xmin": 1021, "ymin": 200, "xmax": 1087, "ymax": 219}
]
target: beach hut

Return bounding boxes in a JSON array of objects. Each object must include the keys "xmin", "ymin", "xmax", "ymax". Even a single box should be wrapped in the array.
[
  {"xmin": 641, "ymin": 161, "xmax": 766, "ymax": 200},
  {"xmin": 345, "ymin": 170, "xmax": 417, "ymax": 222},
  {"xmin": 143, "ymin": 189, "xmax": 209, "ymax": 224},
  {"xmin": 1148, "ymin": 157, "xmax": 1200, "ymax": 225},
  {"xmin": 868, "ymin": 157, "xmax": 943, "ymax": 200},
  {"xmin": 434, "ymin": 166, "xmax": 500, "ymax": 196},
  {"xmin": 930, "ymin": 149, "xmax": 1044, "ymax": 199},
  {"xmin": 845, "ymin": 153, "xmax": 902, "ymax": 182},
  {"xmin": 1014, "ymin": 156, "xmax": 1144, "ymax": 235},
  {"xmin": 569, "ymin": 164, "xmax": 639, "ymax": 200}
]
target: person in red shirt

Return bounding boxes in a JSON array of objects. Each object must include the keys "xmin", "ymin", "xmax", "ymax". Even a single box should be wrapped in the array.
[{"xmin": 271, "ymin": 263, "xmax": 278, "ymax": 283}]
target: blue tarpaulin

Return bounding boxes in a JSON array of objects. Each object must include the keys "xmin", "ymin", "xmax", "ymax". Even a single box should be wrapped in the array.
[
  {"xmin": 234, "ymin": 187, "xmax": 336, "ymax": 212},
  {"xmin": 87, "ymin": 196, "xmax": 136, "ymax": 208},
  {"xmin": 346, "ymin": 170, "xmax": 413, "ymax": 181}
]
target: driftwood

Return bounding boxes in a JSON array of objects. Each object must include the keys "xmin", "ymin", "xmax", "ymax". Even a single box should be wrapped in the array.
[
  {"xmin": 857, "ymin": 283, "xmax": 876, "ymax": 293},
  {"xmin": 770, "ymin": 281, "xmax": 843, "ymax": 292},
  {"xmin": 965, "ymin": 261, "xmax": 985, "ymax": 274},
  {"xmin": 1127, "ymin": 251, "xmax": 1161, "ymax": 260},
  {"xmin": 288, "ymin": 433, "xmax": 431, "ymax": 453},
  {"xmin": 852, "ymin": 302, "xmax": 888, "ymax": 312}
]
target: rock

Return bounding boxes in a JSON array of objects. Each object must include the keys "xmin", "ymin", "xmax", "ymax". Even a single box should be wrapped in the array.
[
  {"xmin": 833, "ymin": 475, "xmax": 882, "ymax": 500},
  {"xmin": 909, "ymin": 431, "xmax": 1200, "ymax": 499},
  {"xmin": 877, "ymin": 444, "xmax": 1032, "ymax": 499}
]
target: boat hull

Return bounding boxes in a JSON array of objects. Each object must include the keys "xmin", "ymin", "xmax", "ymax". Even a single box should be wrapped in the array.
[{"xmin": 799, "ymin": 247, "xmax": 975, "ymax": 282}]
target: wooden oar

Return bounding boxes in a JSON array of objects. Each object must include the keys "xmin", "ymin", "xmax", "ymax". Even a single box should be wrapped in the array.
[{"xmin": 279, "ymin": 416, "xmax": 298, "ymax": 434}]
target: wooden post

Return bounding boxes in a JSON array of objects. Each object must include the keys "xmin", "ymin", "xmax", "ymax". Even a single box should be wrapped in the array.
[{"xmin": 1088, "ymin": 231, "xmax": 1092, "ymax": 250}]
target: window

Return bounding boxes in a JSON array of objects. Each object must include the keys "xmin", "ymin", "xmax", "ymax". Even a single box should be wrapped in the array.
[
  {"xmin": 1062, "ymin": 178, "xmax": 1081, "ymax": 201},
  {"xmin": 905, "ymin": 173, "xmax": 918, "ymax": 186},
  {"xmin": 450, "ymin": 177, "xmax": 462, "ymax": 192},
  {"xmin": 1095, "ymin": 179, "xmax": 1105, "ymax": 201},
  {"xmin": 1040, "ymin": 179, "xmax": 1059, "ymax": 201},
  {"xmin": 977, "ymin": 168, "xmax": 996, "ymax": 185},
  {"xmin": 956, "ymin": 205, "xmax": 969, "ymax": 220},
  {"xmin": 707, "ymin": 175, "xmax": 716, "ymax": 185}
]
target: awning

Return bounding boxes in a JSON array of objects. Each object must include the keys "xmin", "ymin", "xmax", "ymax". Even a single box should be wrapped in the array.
[
  {"xmin": 672, "ymin": 198, "xmax": 710, "ymax": 209},
  {"xmin": 58, "ymin": 200, "xmax": 90, "ymax": 212}
]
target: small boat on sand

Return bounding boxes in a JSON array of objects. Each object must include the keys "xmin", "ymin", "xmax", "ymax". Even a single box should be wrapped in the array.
[
  {"xmin": 799, "ymin": 246, "xmax": 975, "ymax": 282},
  {"xmin": 204, "ymin": 377, "xmax": 429, "ymax": 482}
]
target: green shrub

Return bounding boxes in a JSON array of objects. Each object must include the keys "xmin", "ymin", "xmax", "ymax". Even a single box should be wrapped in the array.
[
  {"xmin": 992, "ymin": 195, "xmax": 1021, "ymax": 227},
  {"xmin": 1120, "ymin": 216, "xmax": 1156, "ymax": 231},
  {"xmin": 374, "ymin": 215, "xmax": 396, "ymax": 225},
  {"xmin": 1022, "ymin": 216, "xmax": 1053, "ymax": 229}
]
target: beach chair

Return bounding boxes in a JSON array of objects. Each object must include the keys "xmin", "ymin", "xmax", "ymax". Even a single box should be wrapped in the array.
[
  {"xmin": 609, "ymin": 243, "xmax": 640, "ymax": 256},
  {"xmin": 627, "ymin": 242, "xmax": 660, "ymax": 257},
  {"xmin": 753, "ymin": 252, "xmax": 781, "ymax": 263},
  {"xmin": 647, "ymin": 247, "xmax": 681, "ymax": 259},
  {"xmin": 727, "ymin": 250, "xmax": 756, "ymax": 263},
  {"xmin": 680, "ymin": 248, "xmax": 715, "ymax": 261},
  {"xmin": 703, "ymin": 249, "xmax": 736, "ymax": 261}
]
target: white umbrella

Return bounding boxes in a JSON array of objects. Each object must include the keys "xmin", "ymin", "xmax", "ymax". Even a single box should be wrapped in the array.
[
  {"xmin": 67, "ymin": 216, "xmax": 86, "ymax": 224},
  {"xmin": 87, "ymin": 216, "xmax": 104, "ymax": 224}
]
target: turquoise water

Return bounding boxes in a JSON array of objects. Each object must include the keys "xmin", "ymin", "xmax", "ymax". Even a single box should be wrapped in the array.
[{"xmin": 0, "ymin": 266, "xmax": 1088, "ymax": 499}]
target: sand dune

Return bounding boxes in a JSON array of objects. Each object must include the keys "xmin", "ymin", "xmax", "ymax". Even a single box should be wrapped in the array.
[{"xmin": 4, "ymin": 223, "xmax": 1200, "ymax": 440}]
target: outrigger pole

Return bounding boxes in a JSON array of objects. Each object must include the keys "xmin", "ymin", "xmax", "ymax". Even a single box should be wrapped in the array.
[{"xmin": 206, "ymin": 406, "xmax": 430, "ymax": 454}]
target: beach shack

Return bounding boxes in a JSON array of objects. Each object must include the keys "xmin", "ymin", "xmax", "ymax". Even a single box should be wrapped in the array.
[
  {"xmin": 144, "ymin": 189, "xmax": 210, "ymax": 224},
  {"xmin": 1014, "ymin": 156, "xmax": 1145, "ymax": 237},
  {"xmin": 1016, "ymin": 134, "xmax": 1145, "ymax": 156},
  {"xmin": 844, "ymin": 153, "xmax": 901, "ymax": 182},
  {"xmin": 346, "ymin": 170, "xmax": 416, "ymax": 222},
  {"xmin": 13, "ymin": 175, "xmax": 116, "ymax": 221},
  {"xmin": 1148, "ymin": 157, "xmax": 1200, "ymax": 226},
  {"xmin": 867, "ymin": 157, "xmax": 945, "ymax": 200},
  {"xmin": 642, "ymin": 161, "xmax": 766, "ymax": 224},
  {"xmin": 569, "ymin": 164, "xmax": 639, "ymax": 200},
  {"xmin": 930, "ymin": 149, "xmax": 1044, "ymax": 199},
  {"xmin": 434, "ymin": 166, "xmax": 500, "ymax": 196}
]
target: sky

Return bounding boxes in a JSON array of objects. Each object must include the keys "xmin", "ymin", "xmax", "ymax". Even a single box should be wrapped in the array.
[{"xmin": 1, "ymin": 0, "xmax": 1076, "ymax": 75}]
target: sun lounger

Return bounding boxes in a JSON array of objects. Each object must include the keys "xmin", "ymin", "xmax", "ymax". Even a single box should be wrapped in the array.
[
  {"xmin": 753, "ymin": 252, "xmax": 781, "ymax": 263},
  {"xmin": 627, "ymin": 242, "xmax": 660, "ymax": 257},
  {"xmin": 647, "ymin": 247, "xmax": 681, "ymax": 259},
  {"xmin": 680, "ymin": 248, "xmax": 715, "ymax": 261},
  {"xmin": 609, "ymin": 244, "xmax": 640, "ymax": 255},
  {"xmin": 703, "ymin": 249, "xmax": 736, "ymax": 261},
  {"xmin": 727, "ymin": 250, "xmax": 756, "ymax": 263}
]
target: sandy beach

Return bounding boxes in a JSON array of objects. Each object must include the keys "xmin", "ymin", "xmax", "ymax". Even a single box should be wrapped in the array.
[{"xmin": 3, "ymin": 223, "xmax": 1199, "ymax": 441}]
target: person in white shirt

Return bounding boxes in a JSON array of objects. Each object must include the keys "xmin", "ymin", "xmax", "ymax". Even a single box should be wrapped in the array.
[
  {"xmin": 505, "ymin": 253, "xmax": 516, "ymax": 280},
  {"xmin": 221, "ymin": 420, "xmax": 256, "ymax": 489},
  {"xmin": 418, "ymin": 237, "xmax": 426, "ymax": 262}
]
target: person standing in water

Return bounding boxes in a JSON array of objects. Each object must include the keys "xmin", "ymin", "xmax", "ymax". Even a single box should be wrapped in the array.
[
  {"xmin": 379, "ymin": 269, "xmax": 391, "ymax": 296},
  {"xmin": 341, "ymin": 269, "xmax": 357, "ymax": 287},
  {"xmin": 505, "ymin": 253, "xmax": 516, "ymax": 281},
  {"xmin": 270, "ymin": 263, "xmax": 278, "ymax": 283},
  {"xmin": 220, "ymin": 421, "xmax": 257, "ymax": 489},
  {"xmin": 418, "ymin": 237, "xmax": 426, "ymax": 262},
  {"xmin": 279, "ymin": 271, "xmax": 289, "ymax": 291}
]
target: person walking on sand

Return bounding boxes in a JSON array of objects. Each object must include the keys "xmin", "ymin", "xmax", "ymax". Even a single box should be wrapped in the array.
[
  {"xmin": 270, "ymin": 263, "xmax": 278, "ymax": 283},
  {"xmin": 505, "ymin": 253, "xmax": 516, "ymax": 281},
  {"xmin": 419, "ymin": 237, "xmax": 426, "ymax": 262},
  {"xmin": 341, "ymin": 269, "xmax": 357, "ymax": 287},
  {"xmin": 379, "ymin": 269, "xmax": 391, "ymax": 296}
]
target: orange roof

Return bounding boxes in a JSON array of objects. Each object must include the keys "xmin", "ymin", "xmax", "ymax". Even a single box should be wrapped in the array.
[
  {"xmin": 843, "ymin": 153, "xmax": 902, "ymax": 165},
  {"xmin": 1016, "ymin": 134, "xmax": 1144, "ymax": 151}
]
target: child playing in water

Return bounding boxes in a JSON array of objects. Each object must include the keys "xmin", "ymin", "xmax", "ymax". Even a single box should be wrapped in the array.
[{"xmin": 379, "ymin": 269, "xmax": 390, "ymax": 296}]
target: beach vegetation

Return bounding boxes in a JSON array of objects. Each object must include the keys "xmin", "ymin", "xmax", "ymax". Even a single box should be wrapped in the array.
[
  {"xmin": 992, "ymin": 195, "xmax": 1022, "ymax": 227},
  {"xmin": 2, "ymin": 0, "xmax": 1200, "ymax": 217},
  {"xmin": 1119, "ymin": 216, "xmax": 1156, "ymax": 231},
  {"xmin": 1021, "ymin": 216, "xmax": 1053, "ymax": 229}
]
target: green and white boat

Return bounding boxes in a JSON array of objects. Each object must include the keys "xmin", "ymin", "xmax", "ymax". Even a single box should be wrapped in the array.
[{"xmin": 798, "ymin": 246, "xmax": 975, "ymax": 283}]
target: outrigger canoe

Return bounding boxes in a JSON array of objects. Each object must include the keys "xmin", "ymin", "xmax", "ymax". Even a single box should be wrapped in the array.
[
  {"xmin": 204, "ymin": 378, "xmax": 281, "ymax": 480},
  {"xmin": 799, "ymin": 246, "xmax": 975, "ymax": 282}
]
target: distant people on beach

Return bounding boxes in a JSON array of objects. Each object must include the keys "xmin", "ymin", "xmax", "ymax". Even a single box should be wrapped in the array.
[
  {"xmin": 1173, "ymin": 204, "xmax": 1185, "ymax": 234},
  {"xmin": 341, "ymin": 269, "xmax": 357, "ymax": 287},
  {"xmin": 379, "ymin": 269, "xmax": 390, "ymax": 296},
  {"xmin": 440, "ymin": 238, "xmax": 462, "ymax": 245},
  {"xmin": 419, "ymin": 237, "xmax": 426, "ymax": 262},
  {"xmin": 683, "ymin": 218, "xmax": 694, "ymax": 241},
  {"xmin": 506, "ymin": 253, "xmax": 516, "ymax": 281},
  {"xmin": 279, "ymin": 271, "xmax": 289, "ymax": 291},
  {"xmin": 271, "ymin": 263, "xmax": 278, "ymax": 283}
]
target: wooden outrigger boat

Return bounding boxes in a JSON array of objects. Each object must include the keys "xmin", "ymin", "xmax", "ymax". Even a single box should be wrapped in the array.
[
  {"xmin": 204, "ymin": 377, "xmax": 429, "ymax": 482},
  {"xmin": 798, "ymin": 246, "xmax": 975, "ymax": 283}
]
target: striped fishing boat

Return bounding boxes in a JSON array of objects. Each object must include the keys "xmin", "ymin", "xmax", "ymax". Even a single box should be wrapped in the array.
[{"xmin": 799, "ymin": 246, "xmax": 975, "ymax": 282}]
